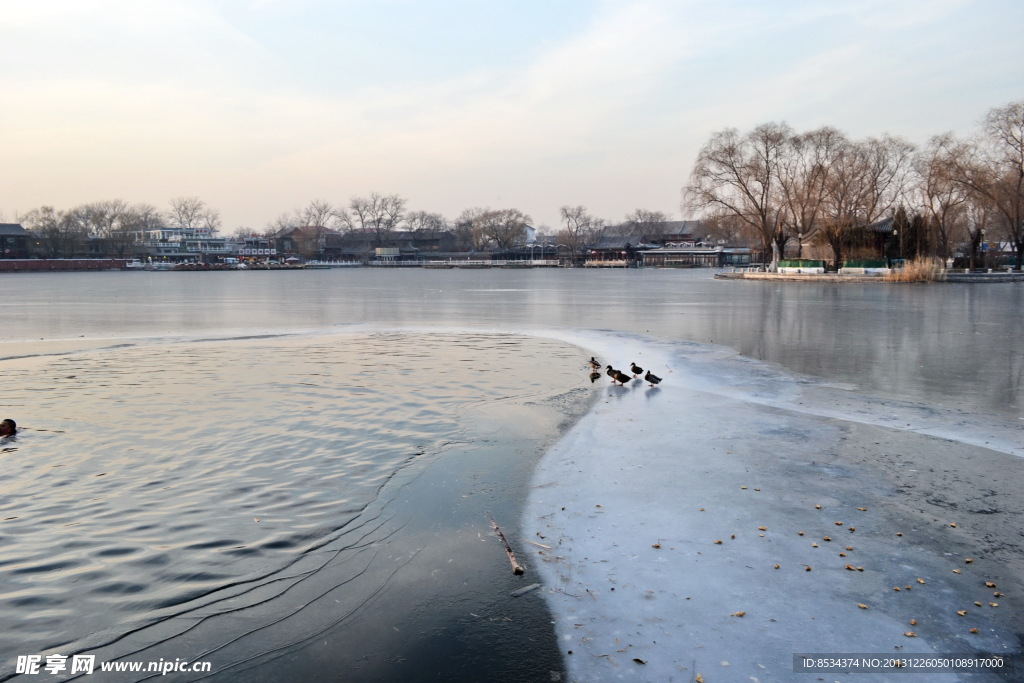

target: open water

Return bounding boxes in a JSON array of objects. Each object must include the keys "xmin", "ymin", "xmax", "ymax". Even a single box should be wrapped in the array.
[{"xmin": 1, "ymin": 268, "xmax": 1021, "ymax": 681}]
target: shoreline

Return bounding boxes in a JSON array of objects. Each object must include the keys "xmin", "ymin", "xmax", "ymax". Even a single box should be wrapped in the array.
[{"xmin": 716, "ymin": 271, "xmax": 1024, "ymax": 283}]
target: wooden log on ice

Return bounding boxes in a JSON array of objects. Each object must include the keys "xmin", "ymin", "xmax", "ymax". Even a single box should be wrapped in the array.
[{"xmin": 489, "ymin": 515, "xmax": 525, "ymax": 575}]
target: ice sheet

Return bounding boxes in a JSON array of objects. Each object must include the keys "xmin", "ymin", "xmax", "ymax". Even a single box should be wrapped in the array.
[{"xmin": 524, "ymin": 331, "xmax": 1020, "ymax": 682}]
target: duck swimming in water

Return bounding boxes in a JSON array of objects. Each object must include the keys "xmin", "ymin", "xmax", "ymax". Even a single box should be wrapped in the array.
[
  {"xmin": 630, "ymin": 362, "xmax": 643, "ymax": 377},
  {"xmin": 644, "ymin": 370, "xmax": 662, "ymax": 387}
]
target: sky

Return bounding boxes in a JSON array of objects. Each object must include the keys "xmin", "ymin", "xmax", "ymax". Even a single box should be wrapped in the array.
[{"xmin": 2, "ymin": 0, "xmax": 1022, "ymax": 233}]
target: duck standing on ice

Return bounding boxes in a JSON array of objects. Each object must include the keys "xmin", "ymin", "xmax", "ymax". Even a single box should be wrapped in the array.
[{"xmin": 644, "ymin": 370, "xmax": 662, "ymax": 387}]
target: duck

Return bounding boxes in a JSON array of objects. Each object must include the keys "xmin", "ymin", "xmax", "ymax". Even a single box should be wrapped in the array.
[
  {"xmin": 606, "ymin": 367, "xmax": 631, "ymax": 385},
  {"xmin": 630, "ymin": 362, "xmax": 643, "ymax": 377},
  {"xmin": 588, "ymin": 356, "xmax": 601, "ymax": 371},
  {"xmin": 644, "ymin": 370, "xmax": 662, "ymax": 387}
]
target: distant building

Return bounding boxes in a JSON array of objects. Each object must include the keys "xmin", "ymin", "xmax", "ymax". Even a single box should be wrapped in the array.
[
  {"xmin": 134, "ymin": 223, "xmax": 229, "ymax": 262},
  {"xmin": 0, "ymin": 223, "xmax": 29, "ymax": 259}
]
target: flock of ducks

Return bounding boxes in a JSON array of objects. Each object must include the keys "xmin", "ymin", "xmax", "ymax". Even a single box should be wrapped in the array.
[{"xmin": 587, "ymin": 357, "xmax": 662, "ymax": 387}]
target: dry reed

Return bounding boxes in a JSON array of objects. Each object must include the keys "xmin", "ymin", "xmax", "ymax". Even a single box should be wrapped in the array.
[{"xmin": 884, "ymin": 256, "xmax": 945, "ymax": 282}]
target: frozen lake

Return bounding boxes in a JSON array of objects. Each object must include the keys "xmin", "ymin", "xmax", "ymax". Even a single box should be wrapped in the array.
[{"xmin": 1, "ymin": 268, "xmax": 1021, "ymax": 681}]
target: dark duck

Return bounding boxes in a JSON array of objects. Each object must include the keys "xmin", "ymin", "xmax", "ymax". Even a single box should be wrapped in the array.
[
  {"xmin": 644, "ymin": 370, "xmax": 662, "ymax": 387},
  {"xmin": 630, "ymin": 362, "xmax": 643, "ymax": 377},
  {"xmin": 606, "ymin": 366, "xmax": 631, "ymax": 386}
]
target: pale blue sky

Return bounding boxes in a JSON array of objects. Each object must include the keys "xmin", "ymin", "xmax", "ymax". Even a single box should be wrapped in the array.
[{"xmin": 2, "ymin": 0, "xmax": 1021, "ymax": 232}]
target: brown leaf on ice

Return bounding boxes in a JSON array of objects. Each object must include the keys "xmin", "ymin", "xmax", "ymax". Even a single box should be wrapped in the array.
[
  {"xmin": 950, "ymin": 522, "xmax": 957, "ymax": 527},
  {"xmin": 904, "ymin": 632, "xmax": 916, "ymax": 637},
  {"xmin": 695, "ymin": 674, "xmax": 704, "ymax": 683},
  {"xmin": 758, "ymin": 526, "xmax": 767, "ymax": 531},
  {"xmin": 909, "ymin": 619, "xmax": 917, "ymax": 625},
  {"xmin": 773, "ymin": 564, "xmax": 780, "ymax": 569},
  {"xmin": 848, "ymin": 527, "xmax": 856, "ymax": 532},
  {"xmin": 839, "ymin": 553, "xmax": 847, "ymax": 557},
  {"xmin": 893, "ymin": 587, "xmax": 901, "ymax": 591},
  {"xmin": 846, "ymin": 546, "xmax": 853, "ymax": 551},
  {"xmin": 953, "ymin": 569, "xmax": 961, "ymax": 574},
  {"xmin": 651, "ymin": 543, "xmax": 661, "ymax": 549},
  {"xmin": 858, "ymin": 507, "xmax": 867, "ymax": 511},
  {"xmin": 845, "ymin": 564, "xmax": 855, "ymax": 571},
  {"xmin": 994, "ymin": 592, "xmax": 1003, "ymax": 598},
  {"xmin": 985, "ymin": 581, "xmax": 996, "ymax": 587},
  {"xmin": 731, "ymin": 611, "xmax": 746, "ymax": 617},
  {"xmin": 815, "ymin": 504, "xmax": 821, "ymax": 509},
  {"xmin": 970, "ymin": 628, "xmax": 979, "ymax": 633},
  {"xmin": 714, "ymin": 540, "xmax": 723, "ymax": 544},
  {"xmin": 957, "ymin": 610, "xmax": 967, "ymax": 616},
  {"xmin": 857, "ymin": 603, "xmax": 869, "ymax": 609},
  {"xmin": 805, "ymin": 566, "xmax": 812, "ymax": 572},
  {"xmin": 965, "ymin": 558, "xmax": 974, "ymax": 563},
  {"xmin": 811, "ymin": 543, "xmax": 818, "ymax": 548},
  {"xmin": 797, "ymin": 531, "xmax": 805, "ymax": 536},
  {"xmin": 741, "ymin": 486, "xmax": 747, "ymax": 490},
  {"xmin": 989, "ymin": 602, "xmax": 999, "ymax": 607},
  {"xmin": 856, "ymin": 566, "xmax": 864, "ymax": 572},
  {"xmin": 730, "ymin": 534, "xmax": 736, "ymax": 539},
  {"xmin": 823, "ymin": 536, "xmax": 832, "ymax": 541},
  {"xmin": 896, "ymin": 532, "xmax": 903, "ymax": 537},
  {"xmin": 974, "ymin": 601, "xmax": 982, "ymax": 606},
  {"xmin": 835, "ymin": 521, "xmax": 843, "ymax": 526},
  {"xmin": 632, "ymin": 658, "xmax": 646, "ymax": 665},
  {"xmin": 916, "ymin": 578, "xmax": 926, "ymax": 584}
]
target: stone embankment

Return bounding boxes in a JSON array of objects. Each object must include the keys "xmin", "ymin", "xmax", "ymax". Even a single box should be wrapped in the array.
[{"xmin": 717, "ymin": 271, "xmax": 1024, "ymax": 283}]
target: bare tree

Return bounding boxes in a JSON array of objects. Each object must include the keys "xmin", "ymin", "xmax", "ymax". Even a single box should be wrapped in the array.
[
  {"xmin": 453, "ymin": 207, "xmax": 489, "ymax": 250},
  {"xmin": 342, "ymin": 192, "xmax": 406, "ymax": 247},
  {"xmin": 558, "ymin": 205, "xmax": 605, "ymax": 264},
  {"xmin": 297, "ymin": 199, "xmax": 341, "ymax": 230},
  {"xmin": 20, "ymin": 206, "xmax": 87, "ymax": 257},
  {"xmin": 775, "ymin": 127, "xmax": 843, "ymax": 256},
  {"xmin": 953, "ymin": 100, "xmax": 1024, "ymax": 269},
  {"xmin": 913, "ymin": 134, "xmax": 971, "ymax": 261},
  {"xmin": 71, "ymin": 199, "xmax": 141, "ymax": 258},
  {"xmin": 167, "ymin": 196, "xmax": 221, "ymax": 234},
  {"xmin": 473, "ymin": 208, "xmax": 531, "ymax": 250},
  {"xmin": 817, "ymin": 134, "xmax": 915, "ymax": 265},
  {"xmin": 623, "ymin": 209, "xmax": 670, "ymax": 241},
  {"xmin": 685, "ymin": 123, "xmax": 793, "ymax": 267},
  {"xmin": 405, "ymin": 210, "xmax": 449, "ymax": 236}
]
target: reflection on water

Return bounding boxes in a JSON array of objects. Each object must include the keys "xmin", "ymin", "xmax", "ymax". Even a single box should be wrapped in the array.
[
  {"xmin": 0, "ymin": 332, "xmax": 586, "ymax": 678},
  {"xmin": 2, "ymin": 269, "xmax": 1021, "ymax": 416}
]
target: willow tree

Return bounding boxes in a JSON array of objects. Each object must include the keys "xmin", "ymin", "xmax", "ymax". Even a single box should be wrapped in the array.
[
  {"xmin": 558, "ymin": 205, "xmax": 604, "ymax": 265},
  {"xmin": 913, "ymin": 134, "xmax": 971, "ymax": 261},
  {"xmin": 685, "ymin": 122, "xmax": 793, "ymax": 267},
  {"xmin": 956, "ymin": 101, "xmax": 1024, "ymax": 269}
]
